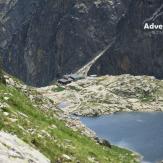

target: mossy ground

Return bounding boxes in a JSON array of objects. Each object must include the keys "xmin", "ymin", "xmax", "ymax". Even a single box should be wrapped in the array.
[
  {"xmin": 0, "ymin": 84, "xmax": 139, "ymax": 163},
  {"xmin": 52, "ymin": 85, "xmax": 65, "ymax": 92}
]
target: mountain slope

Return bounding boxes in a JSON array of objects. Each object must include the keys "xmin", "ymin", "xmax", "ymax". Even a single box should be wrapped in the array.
[
  {"xmin": 0, "ymin": 0, "xmax": 127, "ymax": 86},
  {"xmin": 88, "ymin": 0, "xmax": 163, "ymax": 78},
  {"xmin": 0, "ymin": 73, "xmax": 139, "ymax": 163}
]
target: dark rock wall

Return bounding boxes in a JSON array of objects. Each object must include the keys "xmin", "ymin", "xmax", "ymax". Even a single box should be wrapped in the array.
[
  {"xmin": 0, "ymin": 0, "xmax": 126, "ymax": 86},
  {"xmin": 89, "ymin": 0, "xmax": 163, "ymax": 79}
]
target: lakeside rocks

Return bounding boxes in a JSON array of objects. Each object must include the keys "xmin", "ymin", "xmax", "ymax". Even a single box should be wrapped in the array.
[
  {"xmin": 37, "ymin": 74, "xmax": 163, "ymax": 116},
  {"xmin": 95, "ymin": 137, "xmax": 111, "ymax": 148},
  {"xmin": 65, "ymin": 117, "xmax": 96, "ymax": 138}
]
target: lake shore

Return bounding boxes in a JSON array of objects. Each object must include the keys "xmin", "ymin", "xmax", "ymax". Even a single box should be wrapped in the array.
[{"xmin": 80, "ymin": 112, "xmax": 163, "ymax": 163}]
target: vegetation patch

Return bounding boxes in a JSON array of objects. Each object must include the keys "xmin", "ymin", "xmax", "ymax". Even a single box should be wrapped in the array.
[
  {"xmin": 69, "ymin": 85, "xmax": 81, "ymax": 92},
  {"xmin": 52, "ymin": 86, "xmax": 65, "ymax": 92},
  {"xmin": 139, "ymin": 95, "xmax": 156, "ymax": 102}
]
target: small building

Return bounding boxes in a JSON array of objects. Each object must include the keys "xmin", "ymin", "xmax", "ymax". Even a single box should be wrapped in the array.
[
  {"xmin": 69, "ymin": 74, "xmax": 85, "ymax": 81},
  {"xmin": 58, "ymin": 74, "xmax": 85, "ymax": 85},
  {"xmin": 57, "ymin": 78, "xmax": 72, "ymax": 85},
  {"xmin": 63, "ymin": 75, "xmax": 70, "ymax": 80},
  {"xmin": 63, "ymin": 74, "xmax": 74, "ymax": 81}
]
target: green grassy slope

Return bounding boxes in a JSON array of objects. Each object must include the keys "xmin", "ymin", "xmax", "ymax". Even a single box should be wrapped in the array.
[{"xmin": 0, "ymin": 83, "xmax": 139, "ymax": 163}]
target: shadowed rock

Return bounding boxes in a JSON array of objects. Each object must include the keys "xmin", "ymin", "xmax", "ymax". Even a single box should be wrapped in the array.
[
  {"xmin": 89, "ymin": 0, "xmax": 163, "ymax": 79},
  {"xmin": 0, "ymin": 0, "xmax": 127, "ymax": 86}
]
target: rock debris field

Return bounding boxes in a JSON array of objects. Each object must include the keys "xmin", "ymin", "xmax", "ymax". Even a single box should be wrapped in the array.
[{"xmin": 38, "ymin": 74, "xmax": 163, "ymax": 116}]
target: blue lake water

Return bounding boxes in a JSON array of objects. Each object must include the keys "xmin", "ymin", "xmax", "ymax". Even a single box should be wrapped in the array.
[{"xmin": 80, "ymin": 112, "xmax": 163, "ymax": 163}]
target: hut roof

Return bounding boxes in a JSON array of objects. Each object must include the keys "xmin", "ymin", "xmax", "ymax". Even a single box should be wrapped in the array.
[{"xmin": 58, "ymin": 79, "xmax": 72, "ymax": 85}]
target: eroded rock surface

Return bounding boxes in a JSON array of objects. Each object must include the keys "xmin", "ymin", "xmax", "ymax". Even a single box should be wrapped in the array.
[{"xmin": 0, "ymin": 131, "xmax": 50, "ymax": 163}]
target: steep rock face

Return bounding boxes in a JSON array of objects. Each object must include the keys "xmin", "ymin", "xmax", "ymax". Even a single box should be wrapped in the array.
[
  {"xmin": 0, "ymin": 0, "xmax": 126, "ymax": 86},
  {"xmin": 89, "ymin": 0, "xmax": 163, "ymax": 79}
]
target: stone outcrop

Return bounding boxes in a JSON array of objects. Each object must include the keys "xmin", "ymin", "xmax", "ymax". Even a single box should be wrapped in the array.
[
  {"xmin": 95, "ymin": 137, "xmax": 111, "ymax": 148},
  {"xmin": 89, "ymin": 0, "xmax": 163, "ymax": 79},
  {"xmin": 0, "ymin": 0, "xmax": 127, "ymax": 86},
  {"xmin": 0, "ymin": 131, "xmax": 50, "ymax": 163}
]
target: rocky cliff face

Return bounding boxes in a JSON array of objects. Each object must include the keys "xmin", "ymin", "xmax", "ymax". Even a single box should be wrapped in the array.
[
  {"xmin": 89, "ymin": 0, "xmax": 163, "ymax": 78},
  {"xmin": 0, "ymin": 0, "xmax": 126, "ymax": 86}
]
